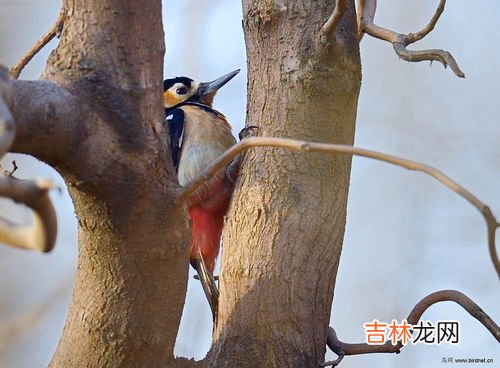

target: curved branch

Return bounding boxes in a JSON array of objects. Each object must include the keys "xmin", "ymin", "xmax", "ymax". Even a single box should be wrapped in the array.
[
  {"xmin": 9, "ymin": 8, "xmax": 66, "ymax": 80},
  {"xmin": 320, "ymin": 0, "xmax": 347, "ymax": 41},
  {"xmin": 0, "ymin": 176, "xmax": 57, "ymax": 252},
  {"xmin": 322, "ymin": 290, "xmax": 500, "ymax": 366},
  {"xmin": 408, "ymin": 290, "xmax": 499, "ymax": 341},
  {"xmin": 179, "ymin": 137, "xmax": 499, "ymax": 278},
  {"xmin": 393, "ymin": 43, "xmax": 464, "ymax": 78},
  {"xmin": 356, "ymin": 0, "xmax": 376, "ymax": 41},
  {"xmin": 0, "ymin": 67, "xmax": 58, "ymax": 252},
  {"xmin": 406, "ymin": 0, "xmax": 445, "ymax": 44},
  {"xmin": 358, "ymin": 0, "xmax": 464, "ymax": 78}
]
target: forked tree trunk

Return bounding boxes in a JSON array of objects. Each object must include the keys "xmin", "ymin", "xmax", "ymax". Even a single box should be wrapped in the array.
[
  {"xmin": 209, "ymin": 1, "xmax": 361, "ymax": 367},
  {"xmin": 8, "ymin": 1, "xmax": 361, "ymax": 367}
]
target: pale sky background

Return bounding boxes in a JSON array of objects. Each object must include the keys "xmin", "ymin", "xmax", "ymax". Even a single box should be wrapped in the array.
[{"xmin": 0, "ymin": 1, "xmax": 498, "ymax": 367}]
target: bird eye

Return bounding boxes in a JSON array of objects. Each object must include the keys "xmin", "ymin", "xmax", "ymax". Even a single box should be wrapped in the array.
[{"xmin": 176, "ymin": 86, "xmax": 188, "ymax": 95}]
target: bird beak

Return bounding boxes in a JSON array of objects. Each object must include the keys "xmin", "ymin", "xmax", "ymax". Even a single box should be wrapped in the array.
[{"xmin": 197, "ymin": 69, "xmax": 240, "ymax": 104}]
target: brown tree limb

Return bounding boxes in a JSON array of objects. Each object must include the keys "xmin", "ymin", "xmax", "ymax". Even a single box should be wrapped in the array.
[
  {"xmin": 9, "ymin": 8, "xmax": 66, "ymax": 80},
  {"xmin": 405, "ymin": 0, "xmax": 445, "ymax": 44},
  {"xmin": 0, "ymin": 176, "xmax": 57, "ymax": 252},
  {"xmin": 0, "ymin": 67, "xmax": 58, "ymax": 252},
  {"xmin": 320, "ymin": 0, "xmax": 347, "ymax": 41},
  {"xmin": 358, "ymin": 0, "xmax": 464, "ymax": 78},
  {"xmin": 322, "ymin": 290, "xmax": 500, "ymax": 366},
  {"xmin": 356, "ymin": 0, "xmax": 376, "ymax": 41},
  {"xmin": 179, "ymin": 137, "xmax": 500, "ymax": 278},
  {"xmin": 1, "ymin": 68, "xmax": 82, "ymax": 164},
  {"xmin": 6, "ymin": 80, "xmax": 85, "ymax": 165}
]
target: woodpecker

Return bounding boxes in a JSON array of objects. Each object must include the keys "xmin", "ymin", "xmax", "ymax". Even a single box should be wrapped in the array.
[{"xmin": 164, "ymin": 70, "xmax": 239, "ymax": 322}]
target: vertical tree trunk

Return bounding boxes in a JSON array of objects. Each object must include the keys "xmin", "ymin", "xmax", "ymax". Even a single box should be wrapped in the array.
[
  {"xmin": 7, "ymin": 1, "xmax": 363, "ymax": 367},
  {"xmin": 210, "ymin": 1, "xmax": 361, "ymax": 367},
  {"xmin": 15, "ymin": 1, "xmax": 191, "ymax": 367}
]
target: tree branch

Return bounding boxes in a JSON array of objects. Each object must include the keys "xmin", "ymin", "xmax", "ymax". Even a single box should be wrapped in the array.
[
  {"xmin": 0, "ymin": 176, "xmax": 57, "ymax": 252},
  {"xmin": 179, "ymin": 137, "xmax": 499, "ymax": 278},
  {"xmin": 9, "ymin": 8, "xmax": 66, "ymax": 80},
  {"xmin": 322, "ymin": 290, "xmax": 500, "ymax": 366},
  {"xmin": 358, "ymin": 0, "xmax": 464, "ymax": 78},
  {"xmin": 6, "ymin": 79, "xmax": 85, "ymax": 164},
  {"xmin": 356, "ymin": 0, "xmax": 376, "ymax": 41},
  {"xmin": 320, "ymin": 0, "xmax": 347, "ymax": 41},
  {"xmin": 405, "ymin": 0, "xmax": 445, "ymax": 44}
]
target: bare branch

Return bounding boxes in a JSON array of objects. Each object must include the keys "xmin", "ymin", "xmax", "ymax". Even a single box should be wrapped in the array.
[
  {"xmin": 406, "ymin": 0, "xmax": 446, "ymax": 44},
  {"xmin": 408, "ymin": 290, "xmax": 500, "ymax": 341},
  {"xmin": 323, "ymin": 290, "xmax": 500, "ymax": 366},
  {"xmin": 320, "ymin": 0, "xmax": 347, "ymax": 41},
  {"xmin": 7, "ymin": 80, "xmax": 84, "ymax": 163},
  {"xmin": 0, "ymin": 68, "xmax": 59, "ymax": 252},
  {"xmin": 9, "ymin": 8, "xmax": 66, "ymax": 80},
  {"xmin": 356, "ymin": 0, "xmax": 376, "ymax": 41},
  {"xmin": 358, "ymin": 0, "xmax": 464, "ymax": 77},
  {"xmin": 0, "ymin": 176, "xmax": 57, "ymax": 252},
  {"xmin": 179, "ymin": 137, "xmax": 499, "ymax": 277},
  {"xmin": 393, "ymin": 43, "xmax": 464, "ymax": 78}
]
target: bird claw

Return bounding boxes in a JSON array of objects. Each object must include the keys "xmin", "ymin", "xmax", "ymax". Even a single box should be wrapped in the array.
[
  {"xmin": 238, "ymin": 125, "xmax": 259, "ymax": 140},
  {"xmin": 226, "ymin": 127, "xmax": 259, "ymax": 184}
]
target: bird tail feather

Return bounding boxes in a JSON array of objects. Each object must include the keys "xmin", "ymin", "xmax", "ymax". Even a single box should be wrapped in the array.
[{"xmin": 193, "ymin": 251, "xmax": 219, "ymax": 325}]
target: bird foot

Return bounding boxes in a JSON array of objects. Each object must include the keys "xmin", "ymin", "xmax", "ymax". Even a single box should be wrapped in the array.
[{"xmin": 238, "ymin": 125, "xmax": 259, "ymax": 140}]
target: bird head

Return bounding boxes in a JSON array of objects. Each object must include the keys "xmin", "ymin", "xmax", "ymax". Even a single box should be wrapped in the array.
[{"xmin": 163, "ymin": 69, "xmax": 240, "ymax": 108}]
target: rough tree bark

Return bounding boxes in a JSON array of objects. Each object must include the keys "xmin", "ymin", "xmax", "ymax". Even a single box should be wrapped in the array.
[
  {"xmin": 6, "ymin": 1, "xmax": 360, "ymax": 367},
  {"xmin": 8, "ymin": 1, "xmax": 190, "ymax": 367},
  {"xmin": 210, "ymin": 2, "xmax": 360, "ymax": 367},
  {"xmin": 4, "ymin": 0, "xmax": 497, "ymax": 367}
]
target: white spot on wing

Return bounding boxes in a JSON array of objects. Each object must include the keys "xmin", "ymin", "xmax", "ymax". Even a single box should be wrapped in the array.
[{"xmin": 179, "ymin": 130, "xmax": 184, "ymax": 150}]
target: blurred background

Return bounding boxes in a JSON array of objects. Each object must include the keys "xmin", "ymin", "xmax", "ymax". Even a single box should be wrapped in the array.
[{"xmin": 0, "ymin": 0, "xmax": 498, "ymax": 367}]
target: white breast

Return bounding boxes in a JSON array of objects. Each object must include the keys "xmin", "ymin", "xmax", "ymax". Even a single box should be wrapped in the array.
[{"xmin": 176, "ymin": 104, "xmax": 236, "ymax": 186}]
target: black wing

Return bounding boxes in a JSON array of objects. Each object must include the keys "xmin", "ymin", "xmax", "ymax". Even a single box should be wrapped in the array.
[{"xmin": 165, "ymin": 108, "xmax": 184, "ymax": 169}]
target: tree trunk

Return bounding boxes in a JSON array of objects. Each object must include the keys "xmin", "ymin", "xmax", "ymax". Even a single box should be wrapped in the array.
[
  {"xmin": 6, "ymin": 1, "xmax": 362, "ymax": 367},
  {"xmin": 8, "ymin": 1, "xmax": 190, "ymax": 367},
  {"xmin": 210, "ymin": 1, "xmax": 361, "ymax": 367}
]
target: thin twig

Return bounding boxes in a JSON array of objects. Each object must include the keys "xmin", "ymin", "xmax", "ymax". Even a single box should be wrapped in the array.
[
  {"xmin": 320, "ymin": 0, "xmax": 347, "ymax": 41},
  {"xmin": 179, "ymin": 137, "xmax": 499, "ymax": 278},
  {"xmin": 322, "ymin": 290, "xmax": 500, "ymax": 366},
  {"xmin": 10, "ymin": 8, "xmax": 66, "ymax": 79},
  {"xmin": 358, "ymin": 0, "xmax": 464, "ymax": 78},
  {"xmin": 8, "ymin": 160, "xmax": 18, "ymax": 177},
  {"xmin": 0, "ymin": 176, "xmax": 57, "ymax": 252},
  {"xmin": 406, "ymin": 0, "xmax": 445, "ymax": 44}
]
